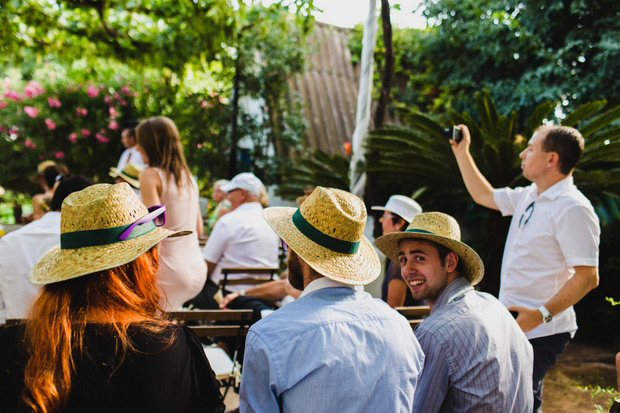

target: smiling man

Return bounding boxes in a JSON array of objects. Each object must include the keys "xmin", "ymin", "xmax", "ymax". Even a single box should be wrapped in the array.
[
  {"xmin": 451, "ymin": 124, "xmax": 600, "ymax": 411},
  {"xmin": 375, "ymin": 212, "xmax": 533, "ymax": 412}
]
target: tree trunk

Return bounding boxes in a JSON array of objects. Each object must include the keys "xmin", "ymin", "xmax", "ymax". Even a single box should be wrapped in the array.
[
  {"xmin": 228, "ymin": 55, "xmax": 241, "ymax": 178},
  {"xmin": 368, "ymin": 0, "xmax": 394, "ymax": 237}
]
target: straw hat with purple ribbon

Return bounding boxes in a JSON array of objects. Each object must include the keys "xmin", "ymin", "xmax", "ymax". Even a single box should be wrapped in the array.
[
  {"xmin": 30, "ymin": 183, "xmax": 190, "ymax": 285},
  {"xmin": 374, "ymin": 212, "xmax": 484, "ymax": 285},
  {"xmin": 263, "ymin": 186, "xmax": 380, "ymax": 285}
]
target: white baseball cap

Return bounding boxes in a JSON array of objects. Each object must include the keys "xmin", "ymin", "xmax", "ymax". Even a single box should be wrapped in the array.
[
  {"xmin": 220, "ymin": 172, "xmax": 263, "ymax": 197},
  {"xmin": 371, "ymin": 195, "xmax": 422, "ymax": 223}
]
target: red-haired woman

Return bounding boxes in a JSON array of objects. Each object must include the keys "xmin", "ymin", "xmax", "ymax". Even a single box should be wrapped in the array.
[
  {"xmin": 136, "ymin": 116, "xmax": 207, "ymax": 310},
  {"xmin": 0, "ymin": 183, "xmax": 224, "ymax": 413}
]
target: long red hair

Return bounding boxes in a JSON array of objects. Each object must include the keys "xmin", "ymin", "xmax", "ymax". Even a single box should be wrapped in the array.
[{"xmin": 22, "ymin": 247, "xmax": 172, "ymax": 412}]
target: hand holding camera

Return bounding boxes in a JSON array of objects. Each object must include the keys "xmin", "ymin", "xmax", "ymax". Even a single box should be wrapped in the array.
[{"xmin": 444, "ymin": 126, "xmax": 463, "ymax": 143}]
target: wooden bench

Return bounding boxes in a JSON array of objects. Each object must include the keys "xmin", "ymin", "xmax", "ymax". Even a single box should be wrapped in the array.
[
  {"xmin": 395, "ymin": 305, "xmax": 430, "ymax": 329},
  {"xmin": 219, "ymin": 267, "xmax": 279, "ymax": 292}
]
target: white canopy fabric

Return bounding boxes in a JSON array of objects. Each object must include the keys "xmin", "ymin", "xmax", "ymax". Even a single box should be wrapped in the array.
[{"xmin": 348, "ymin": 0, "xmax": 378, "ymax": 198}]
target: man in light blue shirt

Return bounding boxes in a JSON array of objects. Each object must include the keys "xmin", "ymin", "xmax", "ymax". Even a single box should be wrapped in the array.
[
  {"xmin": 375, "ymin": 211, "xmax": 533, "ymax": 412},
  {"xmin": 240, "ymin": 187, "xmax": 424, "ymax": 412}
]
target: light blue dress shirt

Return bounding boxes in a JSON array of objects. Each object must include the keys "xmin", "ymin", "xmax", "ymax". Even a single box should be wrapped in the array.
[
  {"xmin": 240, "ymin": 284, "xmax": 424, "ymax": 412},
  {"xmin": 413, "ymin": 277, "xmax": 534, "ymax": 412}
]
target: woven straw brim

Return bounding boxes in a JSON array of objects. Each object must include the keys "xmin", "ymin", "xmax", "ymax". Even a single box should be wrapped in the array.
[
  {"xmin": 30, "ymin": 227, "xmax": 190, "ymax": 285},
  {"xmin": 374, "ymin": 232, "xmax": 484, "ymax": 286},
  {"xmin": 264, "ymin": 207, "xmax": 380, "ymax": 285},
  {"xmin": 109, "ymin": 168, "xmax": 140, "ymax": 189}
]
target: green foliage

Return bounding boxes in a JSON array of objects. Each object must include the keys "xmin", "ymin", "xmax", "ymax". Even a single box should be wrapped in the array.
[
  {"xmin": 0, "ymin": 0, "xmax": 235, "ymax": 75},
  {"xmin": 348, "ymin": 0, "xmax": 620, "ymax": 122},
  {"xmin": 278, "ymin": 149, "xmax": 350, "ymax": 199}
]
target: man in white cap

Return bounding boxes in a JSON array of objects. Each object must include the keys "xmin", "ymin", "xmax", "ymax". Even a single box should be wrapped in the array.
[
  {"xmin": 372, "ymin": 194, "xmax": 423, "ymax": 307},
  {"xmin": 193, "ymin": 172, "xmax": 279, "ymax": 309},
  {"xmin": 240, "ymin": 186, "xmax": 424, "ymax": 412},
  {"xmin": 375, "ymin": 211, "xmax": 533, "ymax": 411}
]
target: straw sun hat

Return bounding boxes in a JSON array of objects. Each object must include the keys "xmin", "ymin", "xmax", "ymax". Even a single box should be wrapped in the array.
[
  {"xmin": 263, "ymin": 186, "xmax": 380, "ymax": 285},
  {"xmin": 374, "ymin": 212, "xmax": 484, "ymax": 286},
  {"xmin": 30, "ymin": 183, "xmax": 190, "ymax": 285},
  {"xmin": 109, "ymin": 163, "xmax": 143, "ymax": 189}
]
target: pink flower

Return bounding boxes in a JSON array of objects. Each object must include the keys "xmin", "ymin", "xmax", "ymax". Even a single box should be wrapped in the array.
[
  {"xmin": 0, "ymin": 100, "xmax": 7, "ymax": 109},
  {"xmin": 109, "ymin": 106, "xmax": 119, "ymax": 119},
  {"xmin": 113, "ymin": 92, "xmax": 120, "ymax": 100},
  {"xmin": 104, "ymin": 96, "xmax": 112, "ymax": 104},
  {"xmin": 69, "ymin": 133, "xmax": 78, "ymax": 144},
  {"xmin": 108, "ymin": 120, "xmax": 119, "ymax": 130},
  {"xmin": 87, "ymin": 86, "xmax": 99, "ymax": 98},
  {"xmin": 76, "ymin": 108, "xmax": 88, "ymax": 116},
  {"xmin": 196, "ymin": 143, "xmax": 203, "ymax": 149},
  {"xmin": 54, "ymin": 151, "xmax": 65, "ymax": 159},
  {"xmin": 3, "ymin": 77, "xmax": 11, "ymax": 88},
  {"xmin": 47, "ymin": 97, "xmax": 62, "ymax": 107},
  {"xmin": 81, "ymin": 129, "xmax": 91, "ymax": 137},
  {"xmin": 119, "ymin": 99, "xmax": 127, "ymax": 106},
  {"xmin": 24, "ymin": 106, "xmax": 39, "ymax": 118},
  {"xmin": 0, "ymin": 126, "xmax": 6, "ymax": 133},
  {"xmin": 95, "ymin": 133, "xmax": 109, "ymax": 143},
  {"xmin": 121, "ymin": 85, "xmax": 131, "ymax": 96},
  {"xmin": 4, "ymin": 90, "xmax": 22, "ymax": 102},
  {"xmin": 99, "ymin": 128, "xmax": 106, "ymax": 134},
  {"xmin": 45, "ymin": 118, "xmax": 57, "ymax": 130},
  {"xmin": 25, "ymin": 139, "xmax": 36, "ymax": 148},
  {"xmin": 24, "ymin": 81, "xmax": 45, "ymax": 98}
]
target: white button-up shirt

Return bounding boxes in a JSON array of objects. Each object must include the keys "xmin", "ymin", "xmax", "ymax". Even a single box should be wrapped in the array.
[
  {"xmin": 117, "ymin": 146, "xmax": 148, "ymax": 170},
  {"xmin": 494, "ymin": 177, "xmax": 600, "ymax": 339},
  {"xmin": 203, "ymin": 202, "xmax": 279, "ymax": 292},
  {"xmin": 0, "ymin": 212, "xmax": 61, "ymax": 319}
]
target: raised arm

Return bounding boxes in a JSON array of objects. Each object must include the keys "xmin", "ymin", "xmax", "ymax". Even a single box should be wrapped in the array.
[{"xmin": 450, "ymin": 124, "xmax": 499, "ymax": 210}]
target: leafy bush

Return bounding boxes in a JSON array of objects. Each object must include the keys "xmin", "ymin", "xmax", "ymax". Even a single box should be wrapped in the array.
[{"xmin": 0, "ymin": 66, "xmax": 139, "ymax": 192}]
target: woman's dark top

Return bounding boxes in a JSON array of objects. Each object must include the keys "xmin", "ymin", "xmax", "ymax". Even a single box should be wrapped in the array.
[
  {"xmin": 381, "ymin": 260, "xmax": 425, "ymax": 307},
  {"xmin": 0, "ymin": 323, "xmax": 225, "ymax": 413}
]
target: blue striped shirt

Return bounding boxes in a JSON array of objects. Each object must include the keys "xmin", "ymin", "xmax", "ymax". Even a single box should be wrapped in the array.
[{"xmin": 413, "ymin": 277, "xmax": 533, "ymax": 412}]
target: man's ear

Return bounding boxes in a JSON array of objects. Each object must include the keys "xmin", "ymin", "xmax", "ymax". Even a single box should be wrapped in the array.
[
  {"xmin": 445, "ymin": 251, "xmax": 459, "ymax": 273},
  {"xmin": 547, "ymin": 151, "xmax": 560, "ymax": 169}
]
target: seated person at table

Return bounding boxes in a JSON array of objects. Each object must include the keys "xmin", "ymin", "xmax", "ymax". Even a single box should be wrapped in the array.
[
  {"xmin": 190, "ymin": 172, "xmax": 279, "ymax": 309},
  {"xmin": 0, "ymin": 183, "xmax": 224, "ymax": 413},
  {"xmin": 375, "ymin": 212, "xmax": 534, "ymax": 411},
  {"xmin": 0, "ymin": 175, "xmax": 92, "ymax": 320}
]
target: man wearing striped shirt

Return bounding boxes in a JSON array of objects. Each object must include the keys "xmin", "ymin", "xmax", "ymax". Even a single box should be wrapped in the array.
[{"xmin": 375, "ymin": 212, "xmax": 533, "ymax": 412}]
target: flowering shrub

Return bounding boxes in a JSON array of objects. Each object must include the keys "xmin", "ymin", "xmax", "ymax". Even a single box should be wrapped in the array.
[{"xmin": 0, "ymin": 71, "xmax": 139, "ymax": 192}]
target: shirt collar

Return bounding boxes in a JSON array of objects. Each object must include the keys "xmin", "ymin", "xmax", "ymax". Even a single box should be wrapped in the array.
[
  {"xmin": 534, "ymin": 176, "xmax": 574, "ymax": 201},
  {"xmin": 233, "ymin": 201, "xmax": 262, "ymax": 212},
  {"xmin": 299, "ymin": 277, "xmax": 356, "ymax": 298},
  {"xmin": 431, "ymin": 277, "xmax": 473, "ymax": 313}
]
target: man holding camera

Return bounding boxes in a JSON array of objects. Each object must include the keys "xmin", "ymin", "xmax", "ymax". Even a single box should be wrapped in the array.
[{"xmin": 450, "ymin": 124, "xmax": 600, "ymax": 412}]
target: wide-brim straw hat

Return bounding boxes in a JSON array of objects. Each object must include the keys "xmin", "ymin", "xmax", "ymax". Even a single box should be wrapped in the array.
[
  {"xmin": 371, "ymin": 195, "xmax": 422, "ymax": 223},
  {"xmin": 374, "ymin": 212, "xmax": 484, "ymax": 285},
  {"xmin": 263, "ymin": 186, "xmax": 380, "ymax": 285},
  {"xmin": 30, "ymin": 183, "xmax": 190, "ymax": 285},
  {"xmin": 109, "ymin": 163, "xmax": 143, "ymax": 189}
]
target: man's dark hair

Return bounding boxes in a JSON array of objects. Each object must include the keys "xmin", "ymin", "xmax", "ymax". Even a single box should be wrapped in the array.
[
  {"xmin": 390, "ymin": 212, "xmax": 408, "ymax": 231},
  {"xmin": 429, "ymin": 240, "xmax": 464, "ymax": 275},
  {"xmin": 540, "ymin": 126, "xmax": 584, "ymax": 175},
  {"xmin": 122, "ymin": 120, "xmax": 140, "ymax": 139},
  {"xmin": 42, "ymin": 164, "xmax": 69, "ymax": 189},
  {"xmin": 50, "ymin": 175, "xmax": 93, "ymax": 211}
]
